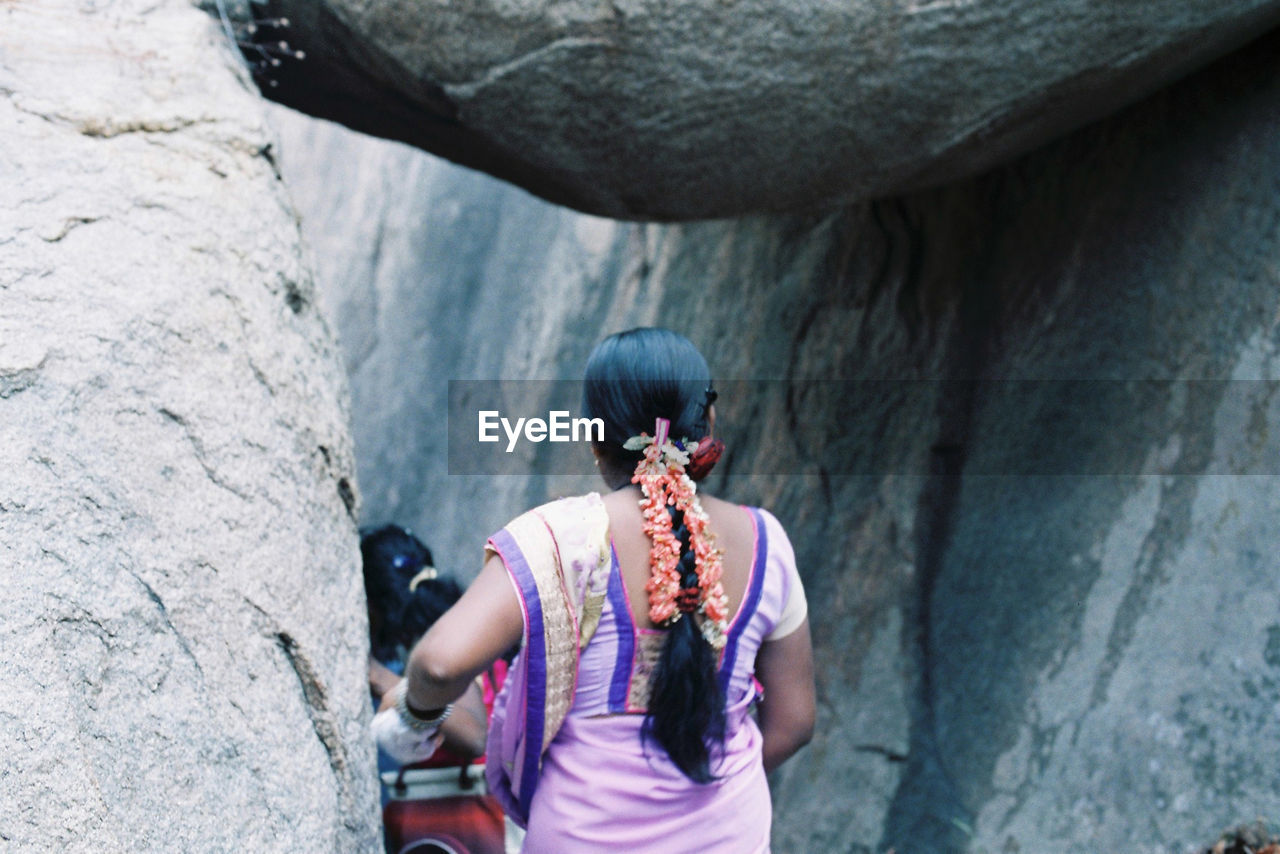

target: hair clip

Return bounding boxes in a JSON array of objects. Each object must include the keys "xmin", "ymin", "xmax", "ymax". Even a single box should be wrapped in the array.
[
  {"xmin": 653, "ymin": 417, "xmax": 670, "ymax": 448},
  {"xmin": 408, "ymin": 567, "xmax": 438, "ymax": 592}
]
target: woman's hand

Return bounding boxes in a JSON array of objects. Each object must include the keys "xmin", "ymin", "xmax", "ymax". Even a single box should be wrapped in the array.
[
  {"xmin": 377, "ymin": 678, "xmax": 399, "ymax": 713},
  {"xmin": 371, "ymin": 706, "xmax": 446, "ymax": 764},
  {"xmin": 375, "ymin": 675, "xmax": 488, "ymax": 760}
]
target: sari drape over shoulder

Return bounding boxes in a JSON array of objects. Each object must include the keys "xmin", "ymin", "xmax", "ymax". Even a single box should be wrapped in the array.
[{"xmin": 483, "ymin": 493, "xmax": 612, "ymax": 827}]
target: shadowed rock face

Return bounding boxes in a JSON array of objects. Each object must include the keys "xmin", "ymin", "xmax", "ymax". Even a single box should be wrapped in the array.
[
  {"xmin": 272, "ymin": 28, "xmax": 1280, "ymax": 853},
  {"xmin": 0, "ymin": 2, "xmax": 378, "ymax": 849},
  {"xmin": 239, "ymin": 0, "xmax": 1280, "ymax": 219}
]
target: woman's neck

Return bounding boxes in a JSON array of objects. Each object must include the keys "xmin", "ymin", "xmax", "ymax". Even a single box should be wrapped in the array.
[{"xmin": 598, "ymin": 462, "xmax": 634, "ymax": 492}]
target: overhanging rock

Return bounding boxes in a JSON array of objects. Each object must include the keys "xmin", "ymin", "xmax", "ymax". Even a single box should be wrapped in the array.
[{"xmin": 239, "ymin": 0, "xmax": 1280, "ymax": 219}]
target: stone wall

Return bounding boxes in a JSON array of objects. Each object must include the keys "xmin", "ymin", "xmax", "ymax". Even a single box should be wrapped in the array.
[
  {"xmin": 270, "ymin": 26, "xmax": 1280, "ymax": 853},
  {"xmin": 1, "ymin": 3, "xmax": 379, "ymax": 849}
]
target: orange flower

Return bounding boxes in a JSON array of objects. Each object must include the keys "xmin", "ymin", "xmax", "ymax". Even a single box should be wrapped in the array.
[{"xmin": 629, "ymin": 426, "xmax": 728, "ymax": 648}]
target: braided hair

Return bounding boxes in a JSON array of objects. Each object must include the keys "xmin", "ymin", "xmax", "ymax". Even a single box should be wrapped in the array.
[{"xmin": 583, "ymin": 328, "xmax": 726, "ymax": 782}]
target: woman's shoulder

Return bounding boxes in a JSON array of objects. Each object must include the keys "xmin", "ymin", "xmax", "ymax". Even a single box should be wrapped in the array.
[
  {"xmin": 754, "ymin": 507, "xmax": 796, "ymax": 563},
  {"xmin": 721, "ymin": 504, "xmax": 804, "ymax": 639},
  {"xmin": 531, "ymin": 491, "xmax": 605, "ymax": 518},
  {"xmin": 700, "ymin": 496, "xmax": 791, "ymax": 543},
  {"xmin": 489, "ymin": 492, "xmax": 611, "ymax": 570},
  {"xmin": 714, "ymin": 501, "xmax": 797, "ymax": 576},
  {"xmin": 495, "ymin": 492, "xmax": 606, "ymax": 533},
  {"xmin": 750, "ymin": 506, "xmax": 791, "ymax": 542}
]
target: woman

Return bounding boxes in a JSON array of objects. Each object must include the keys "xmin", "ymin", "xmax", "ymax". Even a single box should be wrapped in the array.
[
  {"xmin": 362, "ymin": 524, "xmax": 488, "ymax": 766},
  {"xmin": 364, "ymin": 525, "xmax": 508, "ymax": 854},
  {"xmin": 374, "ymin": 328, "xmax": 816, "ymax": 852}
]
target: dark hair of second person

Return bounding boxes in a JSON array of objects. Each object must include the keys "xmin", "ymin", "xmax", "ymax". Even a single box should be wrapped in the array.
[{"xmin": 361, "ymin": 524, "xmax": 463, "ymax": 666}]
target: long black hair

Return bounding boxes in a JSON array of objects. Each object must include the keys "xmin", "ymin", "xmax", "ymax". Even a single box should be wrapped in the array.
[
  {"xmin": 360, "ymin": 525, "xmax": 463, "ymax": 665},
  {"xmin": 583, "ymin": 327, "xmax": 725, "ymax": 783}
]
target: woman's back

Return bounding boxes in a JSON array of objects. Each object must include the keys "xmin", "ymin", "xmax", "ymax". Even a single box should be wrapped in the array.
[{"xmin": 523, "ymin": 493, "xmax": 797, "ymax": 853}]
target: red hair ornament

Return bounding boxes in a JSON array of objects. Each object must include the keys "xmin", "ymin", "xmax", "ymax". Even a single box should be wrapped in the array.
[{"xmin": 686, "ymin": 436, "xmax": 724, "ymax": 481}]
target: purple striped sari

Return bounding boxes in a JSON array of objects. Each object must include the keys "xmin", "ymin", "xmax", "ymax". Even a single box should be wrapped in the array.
[{"xmin": 484, "ymin": 494, "xmax": 612, "ymax": 827}]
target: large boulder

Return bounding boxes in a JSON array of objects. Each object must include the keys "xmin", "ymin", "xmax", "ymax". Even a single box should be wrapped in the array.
[
  {"xmin": 271, "ymin": 26, "xmax": 1280, "ymax": 853},
  {"xmin": 0, "ymin": 2, "xmax": 378, "ymax": 849},
  {"xmin": 242, "ymin": 0, "xmax": 1280, "ymax": 219}
]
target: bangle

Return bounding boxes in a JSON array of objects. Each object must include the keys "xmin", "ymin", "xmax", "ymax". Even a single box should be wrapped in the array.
[{"xmin": 393, "ymin": 680, "xmax": 453, "ymax": 733}]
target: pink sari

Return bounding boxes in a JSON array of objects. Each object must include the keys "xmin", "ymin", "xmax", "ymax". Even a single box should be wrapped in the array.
[{"xmin": 485, "ymin": 494, "xmax": 785, "ymax": 852}]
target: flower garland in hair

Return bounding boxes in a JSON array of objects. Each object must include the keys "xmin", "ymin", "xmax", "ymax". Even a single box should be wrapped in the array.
[{"xmin": 624, "ymin": 418, "xmax": 729, "ymax": 650}]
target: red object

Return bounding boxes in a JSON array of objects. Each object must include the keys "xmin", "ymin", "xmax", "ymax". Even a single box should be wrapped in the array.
[
  {"xmin": 383, "ymin": 793, "xmax": 506, "ymax": 854},
  {"xmin": 482, "ymin": 660, "xmax": 507, "ymax": 716},
  {"xmin": 381, "ymin": 662, "xmax": 512, "ymax": 853},
  {"xmin": 686, "ymin": 436, "xmax": 724, "ymax": 481}
]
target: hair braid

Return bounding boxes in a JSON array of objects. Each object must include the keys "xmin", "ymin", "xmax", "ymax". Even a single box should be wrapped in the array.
[{"xmin": 642, "ymin": 505, "xmax": 728, "ymax": 783}]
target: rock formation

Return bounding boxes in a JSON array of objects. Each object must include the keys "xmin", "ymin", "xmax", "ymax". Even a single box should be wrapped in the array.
[
  {"xmin": 247, "ymin": 0, "xmax": 1280, "ymax": 219},
  {"xmin": 270, "ymin": 26, "xmax": 1280, "ymax": 853},
  {"xmin": 6, "ymin": 0, "xmax": 1276, "ymax": 849},
  {"xmin": 0, "ymin": 2, "xmax": 379, "ymax": 849}
]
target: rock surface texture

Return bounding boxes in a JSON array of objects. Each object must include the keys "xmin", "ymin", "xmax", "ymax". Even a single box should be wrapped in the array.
[
  {"xmin": 272, "ymin": 26, "xmax": 1280, "ymax": 854},
  {"xmin": 0, "ymin": 3, "xmax": 378, "ymax": 850},
  {"xmin": 247, "ymin": 0, "xmax": 1280, "ymax": 219}
]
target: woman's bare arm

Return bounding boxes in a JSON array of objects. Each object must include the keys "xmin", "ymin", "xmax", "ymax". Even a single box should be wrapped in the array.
[
  {"xmin": 754, "ymin": 617, "xmax": 816, "ymax": 773},
  {"xmin": 402, "ymin": 553, "xmax": 523, "ymax": 713}
]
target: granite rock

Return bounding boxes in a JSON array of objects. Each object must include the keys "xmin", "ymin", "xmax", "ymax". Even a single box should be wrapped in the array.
[
  {"xmin": 0, "ymin": 2, "xmax": 379, "ymax": 849},
  {"xmin": 245, "ymin": 0, "xmax": 1280, "ymax": 219}
]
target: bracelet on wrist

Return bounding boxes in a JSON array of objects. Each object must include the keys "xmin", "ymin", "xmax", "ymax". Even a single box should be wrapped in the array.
[{"xmin": 393, "ymin": 680, "xmax": 453, "ymax": 733}]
